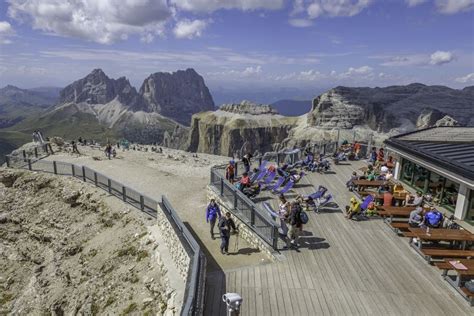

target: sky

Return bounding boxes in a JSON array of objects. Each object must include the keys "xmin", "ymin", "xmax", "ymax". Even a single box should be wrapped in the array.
[{"xmin": 0, "ymin": 0, "xmax": 473, "ymax": 93}]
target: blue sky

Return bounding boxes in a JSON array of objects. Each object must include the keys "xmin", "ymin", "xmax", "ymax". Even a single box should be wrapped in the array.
[{"xmin": 0, "ymin": 0, "xmax": 473, "ymax": 92}]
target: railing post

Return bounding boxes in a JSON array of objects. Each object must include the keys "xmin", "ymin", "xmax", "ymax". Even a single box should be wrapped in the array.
[
  {"xmin": 259, "ymin": 157, "xmax": 262, "ymax": 168},
  {"xmin": 94, "ymin": 172, "xmax": 98, "ymax": 186},
  {"xmin": 5, "ymin": 155, "xmax": 10, "ymax": 168},
  {"xmin": 82, "ymin": 166, "xmax": 86, "ymax": 182},
  {"xmin": 22, "ymin": 150, "xmax": 27, "ymax": 162},
  {"xmin": 122, "ymin": 186, "xmax": 127, "ymax": 202},
  {"xmin": 140, "ymin": 195, "xmax": 145, "ymax": 211},
  {"xmin": 235, "ymin": 162, "xmax": 238, "ymax": 178},
  {"xmin": 220, "ymin": 178, "xmax": 224, "ymax": 196},
  {"xmin": 27, "ymin": 159, "xmax": 32, "ymax": 170},
  {"xmin": 272, "ymin": 226, "xmax": 279, "ymax": 250},
  {"xmin": 34, "ymin": 147, "xmax": 38, "ymax": 158},
  {"xmin": 277, "ymin": 154, "xmax": 280, "ymax": 166},
  {"xmin": 251, "ymin": 207, "xmax": 255, "ymax": 226},
  {"xmin": 234, "ymin": 192, "xmax": 238, "ymax": 209},
  {"xmin": 108, "ymin": 179, "xmax": 112, "ymax": 193},
  {"xmin": 71, "ymin": 165, "xmax": 75, "ymax": 177},
  {"xmin": 53, "ymin": 161, "xmax": 57, "ymax": 174}
]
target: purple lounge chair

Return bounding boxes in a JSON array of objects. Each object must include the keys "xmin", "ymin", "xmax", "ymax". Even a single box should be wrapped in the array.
[
  {"xmin": 265, "ymin": 176, "xmax": 285, "ymax": 191},
  {"xmin": 273, "ymin": 179, "xmax": 295, "ymax": 194}
]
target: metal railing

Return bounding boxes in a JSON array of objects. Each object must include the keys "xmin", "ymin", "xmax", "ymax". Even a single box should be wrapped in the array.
[
  {"xmin": 6, "ymin": 158, "xmax": 205, "ymax": 316},
  {"xmin": 4, "ymin": 142, "xmax": 53, "ymax": 168},
  {"xmin": 210, "ymin": 167, "xmax": 280, "ymax": 249}
]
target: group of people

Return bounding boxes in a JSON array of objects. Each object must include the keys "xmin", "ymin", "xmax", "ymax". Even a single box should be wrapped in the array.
[
  {"xmin": 205, "ymin": 199, "xmax": 237, "ymax": 255},
  {"xmin": 32, "ymin": 130, "xmax": 45, "ymax": 144},
  {"xmin": 104, "ymin": 143, "xmax": 117, "ymax": 159}
]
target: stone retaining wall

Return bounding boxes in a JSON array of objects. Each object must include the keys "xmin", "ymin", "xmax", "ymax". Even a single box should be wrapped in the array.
[
  {"xmin": 207, "ymin": 186, "xmax": 278, "ymax": 261},
  {"xmin": 156, "ymin": 208, "xmax": 191, "ymax": 281}
]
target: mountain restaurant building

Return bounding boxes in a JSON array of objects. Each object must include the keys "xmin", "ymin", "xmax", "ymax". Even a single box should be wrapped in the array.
[{"xmin": 384, "ymin": 127, "xmax": 474, "ymax": 225}]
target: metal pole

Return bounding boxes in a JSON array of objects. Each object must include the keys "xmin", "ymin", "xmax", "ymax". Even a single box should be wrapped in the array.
[
  {"xmin": 108, "ymin": 179, "xmax": 112, "ymax": 194},
  {"xmin": 251, "ymin": 207, "xmax": 255, "ymax": 226},
  {"xmin": 140, "ymin": 195, "xmax": 145, "ymax": 211},
  {"xmin": 122, "ymin": 186, "xmax": 127, "ymax": 202},
  {"xmin": 53, "ymin": 161, "xmax": 57, "ymax": 174},
  {"xmin": 72, "ymin": 165, "xmax": 75, "ymax": 177},
  {"xmin": 220, "ymin": 178, "xmax": 224, "ymax": 196},
  {"xmin": 5, "ymin": 155, "xmax": 10, "ymax": 168},
  {"xmin": 22, "ymin": 150, "xmax": 26, "ymax": 162},
  {"xmin": 34, "ymin": 147, "xmax": 38, "ymax": 158},
  {"xmin": 272, "ymin": 226, "xmax": 279, "ymax": 250},
  {"xmin": 82, "ymin": 166, "xmax": 86, "ymax": 182},
  {"xmin": 27, "ymin": 159, "xmax": 32, "ymax": 170},
  {"xmin": 94, "ymin": 172, "xmax": 98, "ymax": 186}
]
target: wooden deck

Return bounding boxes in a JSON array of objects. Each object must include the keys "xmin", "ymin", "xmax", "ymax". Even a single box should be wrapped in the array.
[{"xmin": 204, "ymin": 161, "xmax": 472, "ymax": 315}]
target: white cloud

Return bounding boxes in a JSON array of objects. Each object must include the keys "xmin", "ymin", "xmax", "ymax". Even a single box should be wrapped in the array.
[
  {"xmin": 0, "ymin": 21, "xmax": 14, "ymax": 44},
  {"xmin": 430, "ymin": 50, "xmax": 455, "ymax": 65},
  {"xmin": 305, "ymin": 0, "xmax": 373, "ymax": 19},
  {"xmin": 207, "ymin": 66, "xmax": 263, "ymax": 78},
  {"xmin": 288, "ymin": 18, "xmax": 313, "ymax": 27},
  {"xmin": 7, "ymin": 0, "xmax": 171, "ymax": 44},
  {"xmin": 341, "ymin": 65, "xmax": 373, "ymax": 77},
  {"xmin": 173, "ymin": 19, "xmax": 207, "ymax": 39},
  {"xmin": 376, "ymin": 54, "xmax": 427, "ymax": 67},
  {"xmin": 170, "ymin": 0, "xmax": 284, "ymax": 12},
  {"xmin": 405, "ymin": 0, "xmax": 427, "ymax": 7},
  {"xmin": 455, "ymin": 73, "xmax": 474, "ymax": 83},
  {"xmin": 435, "ymin": 0, "xmax": 474, "ymax": 14}
]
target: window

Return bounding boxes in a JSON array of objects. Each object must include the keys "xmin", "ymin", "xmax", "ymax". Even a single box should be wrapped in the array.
[
  {"xmin": 428, "ymin": 172, "xmax": 445, "ymax": 200},
  {"xmin": 441, "ymin": 179, "xmax": 459, "ymax": 211},
  {"xmin": 412, "ymin": 164, "xmax": 429, "ymax": 192},
  {"xmin": 401, "ymin": 158, "xmax": 414, "ymax": 184}
]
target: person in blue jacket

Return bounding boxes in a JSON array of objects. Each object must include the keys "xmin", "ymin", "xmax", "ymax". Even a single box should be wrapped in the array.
[{"xmin": 206, "ymin": 199, "xmax": 221, "ymax": 239}]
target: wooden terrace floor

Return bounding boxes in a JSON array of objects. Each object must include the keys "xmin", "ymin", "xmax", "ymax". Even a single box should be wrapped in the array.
[{"xmin": 204, "ymin": 160, "xmax": 472, "ymax": 315}]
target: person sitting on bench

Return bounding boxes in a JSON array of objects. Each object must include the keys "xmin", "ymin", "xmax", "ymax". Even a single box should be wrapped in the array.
[
  {"xmin": 422, "ymin": 206, "xmax": 443, "ymax": 228},
  {"xmin": 346, "ymin": 171, "xmax": 359, "ymax": 191},
  {"xmin": 408, "ymin": 206, "xmax": 425, "ymax": 227},
  {"xmin": 345, "ymin": 197, "xmax": 361, "ymax": 220},
  {"xmin": 405, "ymin": 191, "xmax": 423, "ymax": 207}
]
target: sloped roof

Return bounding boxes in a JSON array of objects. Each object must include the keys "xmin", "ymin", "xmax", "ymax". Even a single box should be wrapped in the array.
[{"xmin": 384, "ymin": 127, "xmax": 474, "ymax": 181}]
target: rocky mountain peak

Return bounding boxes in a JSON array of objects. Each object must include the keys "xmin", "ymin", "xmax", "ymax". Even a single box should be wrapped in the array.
[
  {"xmin": 219, "ymin": 100, "xmax": 279, "ymax": 115},
  {"xmin": 139, "ymin": 68, "xmax": 215, "ymax": 125}
]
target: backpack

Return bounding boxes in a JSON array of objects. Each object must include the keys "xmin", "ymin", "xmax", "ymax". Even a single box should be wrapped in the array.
[{"xmin": 299, "ymin": 210, "xmax": 309, "ymax": 224}]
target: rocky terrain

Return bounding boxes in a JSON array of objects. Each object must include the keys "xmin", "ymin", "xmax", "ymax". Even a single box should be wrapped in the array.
[
  {"xmin": 182, "ymin": 84, "xmax": 473, "ymax": 157},
  {"xmin": 185, "ymin": 101, "xmax": 298, "ymax": 156},
  {"xmin": 140, "ymin": 69, "xmax": 215, "ymax": 125},
  {"xmin": 0, "ymin": 168, "xmax": 183, "ymax": 315}
]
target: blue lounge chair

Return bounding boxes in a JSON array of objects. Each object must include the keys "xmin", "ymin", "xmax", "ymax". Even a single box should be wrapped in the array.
[
  {"xmin": 262, "ymin": 202, "xmax": 278, "ymax": 220},
  {"xmin": 254, "ymin": 169, "xmax": 268, "ymax": 182},
  {"xmin": 273, "ymin": 180, "xmax": 295, "ymax": 194},
  {"xmin": 265, "ymin": 176, "xmax": 285, "ymax": 191},
  {"xmin": 260, "ymin": 171, "xmax": 276, "ymax": 185}
]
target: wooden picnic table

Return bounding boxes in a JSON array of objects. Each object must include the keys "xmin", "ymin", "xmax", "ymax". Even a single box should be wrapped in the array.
[
  {"xmin": 377, "ymin": 206, "xmax": 416, "ymax": 223},
  {"xmin": 436, "ymin": 259, "xmax": 474, "ymax": 305},
  {"xmin": 353, "ymin": 179, "xmax": 387, "ymax": 188}
]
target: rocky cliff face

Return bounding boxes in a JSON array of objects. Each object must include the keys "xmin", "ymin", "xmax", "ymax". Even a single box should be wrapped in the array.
[
  {"xmin": 140, "ymin": 69, "xmax": 215, "ymax": 125},
  {"xmin": 186, "ymin": 102, "xmax": 296, "ymax": 156},
  {"xmin": 308, "ymin": 84, "xmax": 474, "ymax": 132}
]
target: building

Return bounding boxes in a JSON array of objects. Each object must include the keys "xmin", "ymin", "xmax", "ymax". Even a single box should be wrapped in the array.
[{"xmin": 384, "ymin": 127, "xmax": 474, "ymax": 224}]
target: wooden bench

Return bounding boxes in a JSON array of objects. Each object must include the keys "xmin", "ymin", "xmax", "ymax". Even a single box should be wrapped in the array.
[
  {"xmin": 420, "ymin": 248, "xmax": 474, "ymax": 262},
  {"xmin": 389, "ymin": 221, "xmax": 410, "ymax": 234},
  {"xmin": 402, "ymin": 231, "xmax": 418, "ymax": 238}
]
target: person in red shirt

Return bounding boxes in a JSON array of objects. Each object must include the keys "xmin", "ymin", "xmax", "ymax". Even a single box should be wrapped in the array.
[
  {"xmin": 377, "ymin": 148, "xmax": 385, "ymax": 162},
  {"xmin": 353, "ymin": 141, "xmax": 361, "ymax": 159},
  {"xmin": 383, "ymin": 189, "xmax": 394, "ymax": 207},
  {"xmin": 239, "ymin": 172, "xmax": 251, "ymax": 189}
]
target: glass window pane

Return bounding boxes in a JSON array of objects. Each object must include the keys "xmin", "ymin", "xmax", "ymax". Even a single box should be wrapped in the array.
[
  {"xmin": 401, "ymin": 159, "xmax": 414, "ymax": 183},
  {"xmin": 466, "ymin": 190, "xmax": 474, "ymax": 223},
  {"xmin": 441, "ymin": 179, "xmax": 459, "ymax": 210},
  {"xmin": 413, "ymin": 164, "xmax": 429, "ymax": 192},
  {"xmin": 428, "ymin": 172, "xmax": 445, "ymax": 201}
]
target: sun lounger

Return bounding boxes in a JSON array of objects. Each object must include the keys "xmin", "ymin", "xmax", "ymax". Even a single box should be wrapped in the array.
[
  {"xmin": 263, "ymin": 202, "xmax": 278, "ymax": 219},
  {"xmin": 265, "ymin": 176, "xmax": 285, "ymax": 191},
  {"xmin": 254, "ymin": 169, "xmax": 268, "ymax": 182},
  {"xmin": 273, "ymin": 179, "xmax": 295, "ymax": 194},
  {"xmin": 260, "ymin": 171, "xmax": 276, "ymax": 185}
]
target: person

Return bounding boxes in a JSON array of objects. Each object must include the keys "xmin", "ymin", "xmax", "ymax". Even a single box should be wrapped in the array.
[
  {"xmin": 423, "ymin": 207, "xmax": 443, "ymax": 228},
  {"xmin": 242, "ymin": 154, "xmax": 251, "ymax": 174},
  {"xmin": 225, "ymin": 160, "xmax": 235, "ymax": 183},
  {"xmin": 206, "ymin": 199, "xmax": 221, "ymax": 239},
  {"xmin": 408, "ymin": 206, "xmax": 425, "ymax": 227},
  {"xmin": 243, "ymin": 182, "xmax": 261, "ymax": 198},
  {"xmin": 405, "ymin": 191, "xmax": 423, "ymax": 207},
  {"xmin": 288, "ymin": 201, "xmax": 303, "ymax": 248},
  {"xmin": 71, "ymin": 141, "xmax": 80, "ymax": 155},
  {"xmin": 346, "ymin": 171, "xmax": 359, "ymax": 191},
  {"xmin": 218, "ymin": 212, "xmax": 237, "ymax": 254},
  {"xmin": 383, "ymin": 187, "xmax": 393, "ymax": 207},
  {"xmin": 277, "ymin": 164, "xmax": 290, "ymax": 178},
  {"xmin": 345, "ymin": 197, "xmax": 361, "ymax": 219},
  {"xmin": 353, "ymin": 141, "xmax": 361, "ymax": 159},
  {"xmin": 112, "ymin": 148, "xmax": 117, "ymax": 158},
  {"xmin": 365, "ymin": 200, "xmax": 378, "ymax": 216},
  {"xmin": 277, "ymin": 195, "xmax": 291, "ymax": 249},
  {"xmin": 386, "ymin": 156, "xmax": 394, "ymax": 168},
  {"xmin": 105, "ymin": 143, "xmax": 112, "ymax": 159},
  {"xmin": 370, "ymin": 147, "xmax": 377, "ymax": 163},
  {"xmin": 239, "ymin": 172, "xmax": 251, "ymax": 188},
  {"xmin": 385, "ymin": 169, "xmax": 394, "ymax": 181},
  {"xmin": 377, "ymin": 148, "xmax": 385, "ymax": 163}
]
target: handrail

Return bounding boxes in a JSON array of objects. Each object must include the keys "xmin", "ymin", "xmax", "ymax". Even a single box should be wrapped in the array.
[{"xmin": 5, "ymin": 158, "xmax": 205, "ymax": 316}]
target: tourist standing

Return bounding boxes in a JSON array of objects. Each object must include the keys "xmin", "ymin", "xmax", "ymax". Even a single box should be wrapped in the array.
[
  {"xmin": 218, "ymin": 212, "xmax": 237, "ymax": 254},
  {"xmin": 288, "ymin": 201, "xmax": 303, "ymax": 248},
  {"xmin": 225, "ymin": 160, "xmax": 235, "ymax": 183},
  {"xmin": 242, "ymin": 154, "xmax": 251, "ymax": 174},
  {"xmin": 206, "ymin": 199, "xmax": 221, "ymax": 239},
  {"xmin": 105, "ymin": 144, "xmax": 112, "ymax": 159}
]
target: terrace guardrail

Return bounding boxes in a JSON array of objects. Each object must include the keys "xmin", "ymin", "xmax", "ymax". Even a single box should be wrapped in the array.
[{"xmin": 5, "ymin": 158, "xmax": 205, "ymax": 316}]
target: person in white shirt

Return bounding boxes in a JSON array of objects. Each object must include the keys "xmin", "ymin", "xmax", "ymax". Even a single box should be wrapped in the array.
[{"xmin": 405, "ymin": 191, "xmax": 423, "ymax": 207}]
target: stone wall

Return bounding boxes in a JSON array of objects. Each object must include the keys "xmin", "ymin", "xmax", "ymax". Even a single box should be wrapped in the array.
[
  {"xmin": 155, "ymin": 206, "xmax": 191, "ymax": 281},
  {"xmin": 207, "ymin": 186, "xmax": 279, "ymax": 261}
]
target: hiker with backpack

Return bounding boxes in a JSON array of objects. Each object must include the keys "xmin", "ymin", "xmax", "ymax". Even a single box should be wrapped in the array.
[
  {"xmin": 288, "ymin": 201, "xmax": 308, "ymax": 249},
  {"xmin": 218, "ymin": 212, "xmax": 237, "ymax": 255},
  {"xmin": 422, "ymin": 207, "xmax": 444, "ymax": 228},
  {"xmin": 206, "ymin": 199, "xmax": 222, "ymax": 239}
]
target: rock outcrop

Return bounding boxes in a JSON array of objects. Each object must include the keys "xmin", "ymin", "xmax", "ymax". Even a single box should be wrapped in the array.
[
  {"xmin": 186, "ymin": 102, "xmax": 297, "ymax": 156},
  {"xmin": 308, "ymin": 84, "xmax": 474, "ymax": 131},
  {"xmin": 219, "ymin": 101, "xmax": 278, "ymax": 115},
  {"xmin": 140, "ymin": 68, "xmax": 215, "ymax": 125}
]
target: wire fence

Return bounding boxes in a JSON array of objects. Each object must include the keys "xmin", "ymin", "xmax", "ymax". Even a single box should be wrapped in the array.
[{"xmin": 5, "ymin": 158, "xmax": 205, "ymax": 316}]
